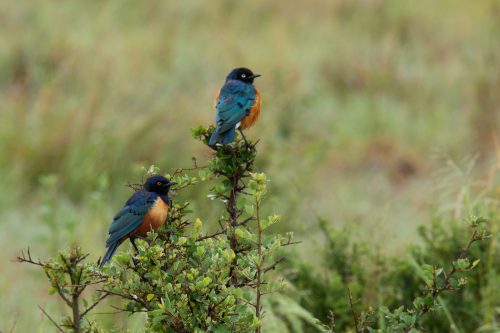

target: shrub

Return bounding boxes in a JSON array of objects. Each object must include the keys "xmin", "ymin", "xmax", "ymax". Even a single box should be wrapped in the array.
[
  {"xmin": 18, "ymin": 127, "xmax": 495, "ymax": 332},
  {"xmin": 19, "ymin": 127, "xmax": 295, "ymax": 332},
  {"xmin": 289, "ymin": 216, "xmax": 497, "ymax": 332}
]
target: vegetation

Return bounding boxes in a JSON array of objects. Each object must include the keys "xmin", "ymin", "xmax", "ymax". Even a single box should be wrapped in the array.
[
  {"xmin": 16, "ymin": 132, "xmax": 498, "ymax": 332},
  {"xmin": 19, "ymin": 132, "xmax": 299, "ymax": 332},
  {"xmin": 1, "ymin": 1, "xmax": 500, "ymax": 332}
]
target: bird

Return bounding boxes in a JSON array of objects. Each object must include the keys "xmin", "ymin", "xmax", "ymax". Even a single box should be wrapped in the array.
[
  {"xmin": 209, "ymin": 67, "xmax": 262, "ymax": 145},
  {"xmin": 99, "ymin": 175, "xmax": 176, "ymax": 268}
]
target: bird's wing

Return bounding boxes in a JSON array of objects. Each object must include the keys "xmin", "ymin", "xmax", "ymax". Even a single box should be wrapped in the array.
[
  {"xmin": 215, "ymin": 81, "xmax": 256, "ymax": 133},
  {"xmin": 105, "ymin": 191, "xmax": 156, "ymax": 247}
]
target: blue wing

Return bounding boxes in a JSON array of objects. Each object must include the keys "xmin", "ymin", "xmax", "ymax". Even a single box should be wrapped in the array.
[
  {"xmin": 100, "ymin": 190, "xmax": 156, "ymax": 267},
  {"xmin": 215, "ymin": 80, "xmax": 256, "ymax": 133},
  {"xmin": 106, "ymin": 190, "xmax": 157, "ymax": 246}
]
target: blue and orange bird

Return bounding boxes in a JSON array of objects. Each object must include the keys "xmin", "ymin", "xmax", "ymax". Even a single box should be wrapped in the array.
[
  {"xmin": 209, "ymin": 67, "xmax": 262, "ymax": 145},
  {"xmin": 99, "ymin": 175, "xmax": 176, "ymax": 268}
]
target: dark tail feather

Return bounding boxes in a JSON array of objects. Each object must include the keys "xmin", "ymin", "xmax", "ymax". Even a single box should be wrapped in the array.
[
  {"xmin": 99, "ymin": 243, "xmax": 120, "ymax": 268},
  {"xmin": 209, "ymin": 127, "xmax": 236, "ymax": 145}
]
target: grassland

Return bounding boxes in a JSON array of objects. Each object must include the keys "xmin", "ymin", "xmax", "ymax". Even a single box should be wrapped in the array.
[{"xmin": 1, "ymin": 0, "xmax": 499, "ymax": 332}]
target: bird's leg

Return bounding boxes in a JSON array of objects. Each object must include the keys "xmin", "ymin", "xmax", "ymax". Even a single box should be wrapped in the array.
[
  {"xmin": 130, "ymin": 237, "xmax": 139, "ymax": 253},
  {"xmin": 238, "ymin": 128, "xmax": 249, "ymax": 146},
  {"xmin": 130, "ymin": 234, "xmax": 150, "ymax": 251}
]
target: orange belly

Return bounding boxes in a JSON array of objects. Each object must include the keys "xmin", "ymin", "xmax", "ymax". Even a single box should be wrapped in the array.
[
  {"xmin": 213, "ymin": 87, "xmax": 261, "ymax": 130},
  {"xmin": 133, "ymin": 198, "xmax": 169, "ymax": 237},
  {"xmin": 240, "ymin": 88, "xmax": 261, "ymax": 130}
]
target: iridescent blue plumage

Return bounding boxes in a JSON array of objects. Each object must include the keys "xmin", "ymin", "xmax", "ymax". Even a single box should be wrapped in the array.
[
  {"xmin": 100, "ymin": 175, "xmax": 175, "ymax": 268},
  {"xmin": 209, "ymin": 68, "xmax": 261, "ymax": 145},
  {"xmin": 100, "ymin": 191, "xmax": 156, "ymax": 267}
]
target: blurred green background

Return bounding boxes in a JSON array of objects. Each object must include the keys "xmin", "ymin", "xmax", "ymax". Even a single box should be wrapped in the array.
[{"xmin": 1, "ymin": 0, "xmax": 499, "ymax": 332}]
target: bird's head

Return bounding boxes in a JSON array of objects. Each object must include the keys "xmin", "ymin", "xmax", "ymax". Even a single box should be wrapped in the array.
[
  {"xmin": 226, "ymin": 67, "xmax": 261, "ymax": 84},
  {"xmin": 144, "ymin": 175, "xmax": 176, "ymax": 194}
]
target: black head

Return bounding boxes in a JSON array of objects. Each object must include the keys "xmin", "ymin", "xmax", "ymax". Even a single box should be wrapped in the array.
[
  {"xmin": 226, "ymin": 67, "xmax": 261, "ymax": 84},
  {"xmin": 144, "ymin": 175, "xmax": 176, "ymax": 194}
]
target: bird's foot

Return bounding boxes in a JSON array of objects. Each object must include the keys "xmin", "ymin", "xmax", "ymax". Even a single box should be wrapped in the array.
[
  {"xmin": 238, "ymin": 128, "xmax": 251, "ymax": 148},
  {"xmin": 130, "ymin": 238, "xmax": 140, "ymax": 253}
]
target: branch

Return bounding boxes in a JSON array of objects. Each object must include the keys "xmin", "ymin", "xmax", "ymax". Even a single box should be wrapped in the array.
[
  {"xmin": 92, "ymin": 305, "xmax": 142, "ymax": 315},
  {"xmin": 171, "ymin": 157, "xmax": 208, "ymax": 176},
  {"xmin": 17, "ymin": 248, "xmax": 45, "ymax": 267},
  {"xmin": 100, "ymin": 290, "xmax": 153, "ymax": 311},
  {"xmin": 347, "ymin": 288, "xmax": 361, "ymax": 333},
  {"xmin": 440, "ymin": 227, "xmax": 478, "ymax": 290},
  {"xmin": 236, "ymin": 297, "xmax": 257, "ymax": 309},
  {"xmin": 263, "ymin": 257, "xmax": 286, "ymax": 274},
  {"xmin": 56, "ymin": 279, "xmax": 108, "ymax": 289},
  {"xmin": 281, "ymin": 240, "xmax": 302, "ymax": 247},
  {"xmin": 43, "ymin": 270, "xmax": 72, "ymax": 307},
  {"xmin": 197, "ymin": 228, "xmax": 227, "ymax": 241},
  {"xmin": 401, "ymin": 224, "xmax": 485, "ymax": 333},
  {"xmin": 236, "ymin": 216, "xmax": 256, "ymax": 227},
  {"xmin": 80, "ymin": 292, "xmax": 111, "ymax": 318},
  {"xmin": 38, "ymin": 305, "xmax": 64, "ymax": 333}
]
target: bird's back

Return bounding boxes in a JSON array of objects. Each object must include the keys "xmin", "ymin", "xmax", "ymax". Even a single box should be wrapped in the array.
[{"xmin": 214, "ymin": 81, "xmax": 257, "ymax": 128}]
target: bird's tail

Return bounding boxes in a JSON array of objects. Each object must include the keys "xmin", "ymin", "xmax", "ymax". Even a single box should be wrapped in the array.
[
  {"xmin": 99, "ymin": 242, "xmax": 120, "ymax": 268},
  {"xmin": 209, "ymin": 127, "xmax": 236, "ymax": 145}
]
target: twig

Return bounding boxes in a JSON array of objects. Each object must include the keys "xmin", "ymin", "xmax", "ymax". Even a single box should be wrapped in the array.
[
  {"xmin": 281, "ymin": 240, "xmax": 302, "ymax": 247},
  {"xmin": 441, "ymin": 227, "xmax": 478, "ymax": 290},
  {"xmin": 236, "ymin": 297, "xmax": 257, "ymax": 309},
  {"xmin": 99, "ymin": 290, "xmax": 153, "ymax": 311},
  {"xmin": 91, "ymin": 306, "xmax": 140, "ymax": 315},
  {"xmin": 197, "ymin": 228, "xmax": 227, "ymax": 241},
  {"xmin": 236, "ymin": 216, "xmax": 256, "ymax": 227},
  {"xmin": 17, "ymin": 248, "xmax": 45, "ymax": 267},
  {"xmin": 38, "ymin": 305, "xmax": 65, "ymax": 333},
  {"xmin": 44, "ymin": 271, "xmax": 72, "ymax": 307},
  {"xmin": 347, "ymin": 288, "xmax": 361, "ymax": 333},
  {"xmin": 263, "ymin": 257, "xmax": 286, "ymax": 274},
  {"xmin": 401, "ymin": 224, "xmax": 484, "ymax": 333},
  {"xmin": 56, "ymin": 279, "xmax": 109, "ymax": 288},
  {"xmin": 171, "ymin": 158, "xmax": 208, "ymax": 176},
  {"xmin": 81, "ymin": 292, "xmax": 111, "ymax": 317}
]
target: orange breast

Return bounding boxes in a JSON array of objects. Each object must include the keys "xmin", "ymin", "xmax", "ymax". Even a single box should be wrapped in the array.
[
  {"xmin": 241, "ymin": 88, "xmax": 261, "ymax": 130},
  {"xmin": 133, "ymin": 198, "xmax": 169, "ymax": 237},
  {"xmin": 213, "ymin": 88, "xmax": 262, "ymax": 130}
]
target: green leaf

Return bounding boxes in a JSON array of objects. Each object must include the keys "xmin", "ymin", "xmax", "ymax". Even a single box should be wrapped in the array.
[
  {"xmin": 413, "ymin": 297, "xmax": 424, "ymax": 310},
  {"xmin": 162, "ymin": 296, "xmax": 173, "ymax": 313},
  {"xmin": 454, "ymin": 258, "xmax": 470, "ymax": 271},
  {"xmin": 214, "ymin": 325, "xmax": 231, "ymax": 333},
  {"xmin": 244, "ymin": 204, "xmax": 254, "ymax": 215},
  {"xmin": 420, "ymin": 264, "xmax": 434, "ymax": 285}
]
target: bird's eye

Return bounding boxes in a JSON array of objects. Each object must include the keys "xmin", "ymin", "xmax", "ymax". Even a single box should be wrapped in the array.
[
  {"xmin": 241, "ymin": 74, "xmax": 246, "ymax": 78},
  {"xmin": 156, "ymin": 181, "xmax": 162, "ymax": 186}
]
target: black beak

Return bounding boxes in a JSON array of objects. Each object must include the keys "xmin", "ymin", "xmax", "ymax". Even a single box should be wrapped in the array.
[
  {"xmin": 165, "ymin": 181, "xmax": 177, "ymax": 187},
  {"xmin": 249, "ymin": 73, "xmax": 261, "ymax": 79}
]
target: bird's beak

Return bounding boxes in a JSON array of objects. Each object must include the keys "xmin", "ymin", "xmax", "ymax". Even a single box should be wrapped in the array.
[
  {"xmin": 165, "ymin": 181, "xmax": 177, "ymax": 187},
  {"xmin": 249, "ymin": 73, "xmax": 261, "ymax": 79}
]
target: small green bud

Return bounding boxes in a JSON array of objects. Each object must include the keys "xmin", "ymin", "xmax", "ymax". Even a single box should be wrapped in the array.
[{"xmin": 178, "ymin": 237, "xmax": 187, "ymax": 245}]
